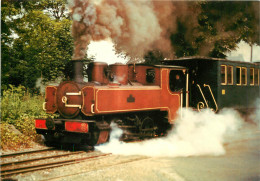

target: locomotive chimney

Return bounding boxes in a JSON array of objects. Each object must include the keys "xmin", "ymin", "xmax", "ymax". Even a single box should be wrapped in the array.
[{"xmin": 72, "ymin": 60, "xmax": 84, "ymax": 83}]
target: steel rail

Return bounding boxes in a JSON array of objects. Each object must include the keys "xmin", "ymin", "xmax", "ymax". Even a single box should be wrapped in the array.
[
  {"xmin": 1, "ymin": 153, "xmax": 111, "ymax": 177},
  {"xmin": 43, "ymin": 156, "xmax": 149, "ymax": 181},
  {"xmin": 1, "ymin": 151, "xmax": 85, "ymax": 167},
  {"xmin": 1, "ymin": 147, "xmax": 55, "ymax": 158}
]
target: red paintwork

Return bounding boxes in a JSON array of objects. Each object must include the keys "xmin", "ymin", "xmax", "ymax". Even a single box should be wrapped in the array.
[
  {"xmin": 35, "ymin": 119, "xmax": 47, "ymax": 129},
  {"xmin": 135, "ymin": 65, "xmax": 161, "ymax": 85},
  {"xmin": 65, "ymin": 122, "xmax": 89, "ymax": 133},
  {"xmin": 45, "ymin": 64, "xmax": 184, "ymax": 123},
  {"xmin": 88, "ymin": 62, "xmax": 109, "ymax": 84},
  {"xmin": 97, "ymin": 131, "xmax": 110, "ymax": 144},
  {"xmin": 45, "ymin": 86, "xmax": 57, "ymax": 114},
  {"xmin": 82, "ymin": 86, "xmax": 95, "ymax": 116},
  {"xmin": 82, "ymin": 68, "xmax": 181, "ymax": 122},
  {"xmin": 56, "ymin": 81, "xmax": 82, "ymax": 118},
  {"xmin": 110, "ymin": 64, "xmax": 129, "ymax": 85},
  {"xmin": 128, "ymin": 64, "xmax": 136, "ymax": 82}
]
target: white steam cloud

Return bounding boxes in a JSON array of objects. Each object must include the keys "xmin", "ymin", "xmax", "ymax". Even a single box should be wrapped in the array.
[
  {"xmin": 96, "ymin": 108, "xmax": 243, "ymax": 157},
  {"xmin": 251, "ymin": 98, "xmax": 260, "ymax": 129}
]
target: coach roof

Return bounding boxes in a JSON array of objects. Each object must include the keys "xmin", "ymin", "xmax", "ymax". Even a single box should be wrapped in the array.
[{"xmin": 162, "ymin": 56, "xmax": 260, "ymax": 65}]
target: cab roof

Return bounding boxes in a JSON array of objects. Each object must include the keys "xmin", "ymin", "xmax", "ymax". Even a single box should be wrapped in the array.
[{"xmin": 154, "ymin": 64, "xmax": 187, "ymax": 69}]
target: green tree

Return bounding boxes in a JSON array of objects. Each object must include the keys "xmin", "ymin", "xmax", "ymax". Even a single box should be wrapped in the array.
[
  {"xmin": 145, "ymin": 1, "xmax": 259, "ymax": 64},
  {"xmin": 170, "ymin": 1, "xmax": 259, "ymax": 58},
  {"xmin": 1, "ymin": 0, "xmax": 73, "ymax": 90},
  {"xmin": 198, "ymin": 1, "xmax": 259, "ymax": 58},
  {"xmin": 143, "ymin": 51, "xmax": 164, "ymax": 65}
]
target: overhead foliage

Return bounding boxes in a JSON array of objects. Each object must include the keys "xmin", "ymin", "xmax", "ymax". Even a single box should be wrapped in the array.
[
  {"xmin": 145, "ymin": 1, "xmax": 259, "ymax": 62},
  {"xmin": 171, "ymin": 1, "xmax": 260, "ymax": 58}
]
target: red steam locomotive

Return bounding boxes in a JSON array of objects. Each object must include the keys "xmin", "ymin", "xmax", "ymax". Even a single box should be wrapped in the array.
[
  {"xmin": 35, "ymin": 60, "xmax": 188, "ymax": 146},
  {"xmin": 35, "ymin": 57, "xmax": 260, "ymax": 146}
]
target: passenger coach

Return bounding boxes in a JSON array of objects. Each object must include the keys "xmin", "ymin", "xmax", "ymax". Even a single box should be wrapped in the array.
[{"xmin": 162, "ymin": 57, "xmax": 260, "ymax": 112}]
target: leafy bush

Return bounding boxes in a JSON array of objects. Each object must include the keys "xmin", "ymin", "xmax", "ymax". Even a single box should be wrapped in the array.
[
  {"xmin": 1, "ymin": 85, "xmax": 48, "ymax": 150},
  {"xmin": 1, "ymin": 123, "xmax": 34, "ymax": 150},
  {"xmin": 1, "ymin": 85, "xmax": 48, "ymax": 122}
]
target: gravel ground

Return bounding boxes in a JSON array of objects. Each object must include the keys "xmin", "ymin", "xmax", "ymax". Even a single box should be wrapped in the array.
[
  {"xmin": 12, "ymin": 155, "xmax": 184, "ymax": 181},
  {"xmin": 60, "ymin": 158, "xmax": 185, "ymax": 181}
]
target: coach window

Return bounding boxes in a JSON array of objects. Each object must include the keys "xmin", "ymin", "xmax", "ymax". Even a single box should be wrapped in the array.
[
  {"xmin": 221, "ymin": 65, "xmax": 227, "ymax": 85},
  {"xmin": 242, "ymin": 67, "xmax": 247, "ymax": 85},
  {"xmin": 236, "ymin": 67, "xmax": 241, "ymax": 85},
  {"xmin": 227, "ymin": 66, "xmax": 233, "ymax": 85},
  {"xmin": 250, "ymin": 68, "xmax": 254, "ymax": 85},
  {"xmin": 255, "ymin": 68, "xmax": 259, "ymax": 85}
]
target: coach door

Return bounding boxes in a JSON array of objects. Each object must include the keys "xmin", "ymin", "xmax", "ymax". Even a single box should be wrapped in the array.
[{"xmin": 169, "ymin": 69, "xmax": 189, "ymax": 107}]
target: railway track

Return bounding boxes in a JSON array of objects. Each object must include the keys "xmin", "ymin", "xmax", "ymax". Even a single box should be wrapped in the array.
[
  {"xmin": 0, "ymin": 148, "xmax": 111, "ymax": 179},
  {"xmin": 1, "ymin": 147, "xmax": 55, "ymax": 158},
  {"xmin": 45, "ymin": 156, "xmax": 150, "ymax": 181}
]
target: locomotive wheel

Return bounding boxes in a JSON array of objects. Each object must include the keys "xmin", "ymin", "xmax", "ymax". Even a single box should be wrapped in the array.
[
  {"xmin": 86, "ymin": 121, "xmax": 110, "ymax": 146},
  {"xmin": 87, "ymin": 131, "xmax": 99, "ymax": 146},
  {"xmin": 156, "ymin": 118, "xmax": 172, "ymax": 136},
  {"xmin": 44, "ymin": 134, "xmax": 58, "ymax": 147},
  {"xmin": 87, "ymin": 130, "xmax": 110, "ymax": 146},
  {"xmin": 140, "ymin": 117, "xmax": 156, "ymax": 138}
]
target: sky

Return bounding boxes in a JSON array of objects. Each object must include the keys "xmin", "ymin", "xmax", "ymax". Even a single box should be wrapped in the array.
[
  {"xmin": 227, "ymin": 41, "xmax": 260, "ymax": 62},
  {"xmin": 87, "ymin": 40, "xmax": 260, "ymax": 64},
  {"xmin": 86, "ymin": 39, "xmax": 129, "ymax": 65}
]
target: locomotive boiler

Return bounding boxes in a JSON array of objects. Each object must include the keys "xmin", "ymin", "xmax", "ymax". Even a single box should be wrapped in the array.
[{"xmin": 35, "ymin": 60, "xmax": 189, "ymax": 146}]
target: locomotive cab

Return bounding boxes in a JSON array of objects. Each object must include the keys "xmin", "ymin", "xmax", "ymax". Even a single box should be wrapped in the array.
[{"xmin": 168, "ymin": 68, "xmax": 189, "ymax": 108}]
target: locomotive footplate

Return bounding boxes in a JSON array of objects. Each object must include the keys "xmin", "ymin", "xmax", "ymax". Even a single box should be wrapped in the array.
[{"xmin": 35, "ymin": 118, "xmax": 111, "ymax": 146}]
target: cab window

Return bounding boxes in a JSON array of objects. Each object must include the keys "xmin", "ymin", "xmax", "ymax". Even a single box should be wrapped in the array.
[{"xmin": 169, "ymin": 70, "xmax": 185, "ymax": 92}]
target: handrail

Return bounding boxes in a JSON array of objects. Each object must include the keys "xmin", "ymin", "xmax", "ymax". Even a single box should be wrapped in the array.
[
  {"xmin": 60, "ymin": 91, "xmax": 82, "ymax": 109},
  {"xmin": 66, "ymin": 91, "xmax": 81, "ymax": 96},
  {"xmin": 204, "ymin": 84, "xmax": 218, "ymax": 112},
  {"xmin": 196, "ymin": 84, "xmax": 208, "ymax": 108},
  {"xmin": 62, "ymin": 95, "xmax": 82, "ymax": 109},
  {"xmin": 186, "ymin": 73, "xmax": 189, "ymax": 108},
  {"xmin": 43, "ymin": 102, "xmax": 47, "ymax": 111},
  {"xmin": 180, "ymin": 92, "xmax": 183, "ymax": 118}
]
